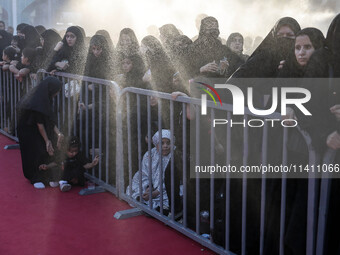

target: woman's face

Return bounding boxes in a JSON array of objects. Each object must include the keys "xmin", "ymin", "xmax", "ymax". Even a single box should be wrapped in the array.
[
  {"xmin": 65, "ymin": 32, "xmax": 77, "ymax": 47},
  {"xmin": 91, "ymin": 45, "xmax": 102, "ymax": 57},
  {"xmin": 229, "ymin": 35, "xmax": 243, "ymax": 54},
  {"xmin": 122, "ymin": 58, "xmax": 133, "ymax": 73},
  {"xmin": 120, "ymin": 34, "xmax": 132, "ymax": 47},
  {"xmin": 295, "ymin": 35, "xmax": 315, "ymax": 66},
  {"xmin": 276, "ymin": 25, "xmax": 295, "ymax": 39}
]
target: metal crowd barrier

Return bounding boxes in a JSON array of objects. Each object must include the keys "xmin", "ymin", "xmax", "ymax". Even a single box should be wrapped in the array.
[
  {"xmin": 0, "ymin": 69, "xmax": 35, "ymax": 142},
  {"xmin": 115, "ymin": 87, "xmax": 324, "ymax": 255},
  {"xmin": 36, "ymin": 70, "xmax": 121, "ymax": 194},
  {"xmin": 0, "ymin": 68, "xmax": 335, "ymax": 255}
]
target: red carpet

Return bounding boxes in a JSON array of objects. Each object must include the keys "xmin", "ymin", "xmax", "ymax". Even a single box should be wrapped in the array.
[{"xmin": 0, "ymin": 135, "xmax": 215, "ymax": 255}]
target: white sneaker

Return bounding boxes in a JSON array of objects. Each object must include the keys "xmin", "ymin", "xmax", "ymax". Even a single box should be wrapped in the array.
[
  {"xmin": 34, "ymin": 182, "xmax": 45, "ymax": 189},
  {"xmin": 49, "ymin": 182, "xmax": 59, "ymax": 188},
  {"xmin": 59, "ymin": 180, "xmax": 67, "ymax": 185},
  {"xmin": 60, "ymin": 183, "xmax": 71, "ymax": 192}
]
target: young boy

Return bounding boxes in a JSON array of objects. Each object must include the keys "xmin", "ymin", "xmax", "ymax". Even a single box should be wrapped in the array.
[
  {"xmin": 39, "ymin": 136, "xmax": 99, "ymax": 192},
  {"xmin": 0, "ymin": 46, "xmax": 17, "ymax": 71},
  {"xmin": 9, "ymin": 47, "xmax": 35, "ymax": 82}
]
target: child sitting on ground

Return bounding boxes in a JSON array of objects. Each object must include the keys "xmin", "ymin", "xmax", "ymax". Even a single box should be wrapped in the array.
[
  {"xmin": 9, "ymin": 47, "xmax": 35, "ymax": 82},
  {"xmin": 39, "ymin": 136, "xmax": 99, "ymax": 192},
  {"xmin": 126, "ymin": 129, "xmax": 174, "ymax": 211},
  {"xmin": 0, "ymin": 46, "xmax": 17, "ymax": 71}
]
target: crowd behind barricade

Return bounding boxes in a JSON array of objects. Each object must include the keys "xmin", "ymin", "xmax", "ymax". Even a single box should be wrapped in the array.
[{"xmin": 1, "ymin": 13, "xmax": 340, "ymax": 254}]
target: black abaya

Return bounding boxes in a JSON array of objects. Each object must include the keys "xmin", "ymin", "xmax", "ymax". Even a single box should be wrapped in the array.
[
  {"xmin": 17, "ymin": 77, "xmax": 62, "ymax": 184},
  {"xmin": 301, "ymin": 14, "xmax": 340, "ymax": 255}
]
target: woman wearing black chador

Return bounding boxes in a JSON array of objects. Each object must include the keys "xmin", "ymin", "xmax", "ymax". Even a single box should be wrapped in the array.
[{"xmin": 17, "ymin": 77, "xmax": 63, "ymax": 189}]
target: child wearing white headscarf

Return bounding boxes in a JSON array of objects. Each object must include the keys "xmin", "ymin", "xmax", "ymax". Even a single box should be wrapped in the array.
[{"xmin": 127, "ymin": 129, "xmax": 174, "ymax": 209}]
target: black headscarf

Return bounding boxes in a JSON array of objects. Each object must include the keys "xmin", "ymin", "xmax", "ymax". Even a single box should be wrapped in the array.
[
  {"xmin": 190, "ymin": 16, "xmax": 244, "ymax": 78},
  {"xmin": 297, "ymin": 27, "xmax": 325, "ymax": 51},
  {"xmin": 171, "ymin": 35, "xmax": 192, "ymax": 61},
  {"xmin": 303, "ymin": 14, "xmax": 340, "ymax": 79},
  {"xmin": 159, "ymin": 24, "xmax": 180, "ymax": 54},
  {"xmin": 76, "ymin": 26, "xmax": 86, "ymax": 38},
  {"xmin": 21, "ymin": 25, "xmax": 41, "ymax": 49},
  {"xmin": 17, "ymin": 76, "xmax": 62, "ymax": 119},
  {"xmin": 16, "ymin": 23, "xmax": 28, "ymax": 34},
  {"xmin": 292, "ymin": 15, "xmax": 340, "ymax": 152},
  {"xmin": 47, "ymin": 26, "xmax": 86, "ymax": 74},
  {"xmin": 159, "ymin": 24, "xmax": 180, "ymax": 40},
  {"xmin": 229, "ymin": 17, "xmax": 301, "ymax": 80},
  {"xmin": 191, "ymin": 16, "xmax": 221, "ymax": 72},
  {"xmin": 170, "ymin": 34, "xmax": 193, "ymax": 83},
  {"xmin": 61, "ymin": 26, "xmax": 84, "ymax": 49},
  {"xmin": 226, "ymin": 32, "xmax": 244, "ymax": 48},
  {"xmin": 226, "ymin": 32, "xmax": 250, "ymax": 61},
  {"xmin": 278, "ymin": 27, "xmax": 325, "ymax": 78},
  {"xmin": 141, "ymin": 35, "xmax": 176, "ymax": 93},
  {"xmin": 96, "ymin": 29, "xmax": 115, "ymax": 51},
  {"xmin": 84, "ymin": 34, "xmax": 115, "ymax": 80},
  {"xmin": 126, "ymin": 54, "xmax": 146, "ymax": 88},
  {"xmin": 35, "ymin": 25, "xmax": 46, "ymax": 35},
  {"xmin": 325, "ymin": 13, "xmax": 340, "ymax": 77},
  {"xmin": 0, "ymin": 30, "xmax": 12, "ymax": 60},
  {"xmin": 116, "ymin": 28, "xmax": 140, "ymax": 57},
  {"xmin": 36, "ymin": 29, "xmax": 62, "ymax": 69},
  {"xmin": 116, "ymin": 52, "xmax": 146, "ymax": 89},
  {"xmin": 41, "ymin": 29, "xmax": 62, "ymax": 55}
]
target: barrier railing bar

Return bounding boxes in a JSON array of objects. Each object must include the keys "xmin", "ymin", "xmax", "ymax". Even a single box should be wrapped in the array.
[
  {"xmin": 210, "ymin": 108, "xmax": 215, "ymax": 244},
  {"xmin": 260, "ymin": 120, "xmax": 268, "ymax": 255},
  {"xmin": 182, "ymin": 102, "xmax": 188, "ymax": 228},
  {"xmin": 225, "ymin": 111, "xmax": 232, "ymax": 250},
  {"xmin": 279, "ymin": 127, "xmax": 288, "ymax": 255},
  {"xmin": 241, "ymin": 114, "xmax": 249, "ymax": 255},
  {"xmin": 170, "ymin": 100, "xmax": 175, "ymax": 220},
  {"xmin": 158, "ymin": 99, "xmax": 164, "ymax": 216}
]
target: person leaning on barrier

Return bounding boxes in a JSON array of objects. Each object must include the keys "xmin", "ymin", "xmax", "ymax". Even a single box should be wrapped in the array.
[
  {"xmin": 114, "ymin": 52, "xmax": 146, "ymax": 89},
  {"xmin": 20, "ymin": 25, "xmax": 41, "ymax": 50},
  {"xmin": 35, "ymin": 29, "xmax": 62, "ymax": 70},
  {"xmin": 0, "ymin": 46, "xmax": 16, "ymax": 71},
  {"xmin": 47, "ymin": 26, "xmax": 86, "ymax": 75},
  {"xmin": 9, "ymin": 47, "xmax": 36, "ymax": 82}
]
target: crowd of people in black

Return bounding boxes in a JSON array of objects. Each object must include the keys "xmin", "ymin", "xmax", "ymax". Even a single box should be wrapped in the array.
[{"xmin": 1, "ymin": 13, "xmax": 340, "ymax": 254}]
